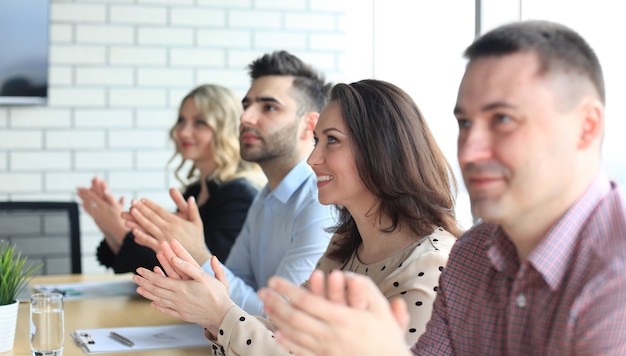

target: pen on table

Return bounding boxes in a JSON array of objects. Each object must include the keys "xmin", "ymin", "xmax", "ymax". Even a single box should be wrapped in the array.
[
  {"xmin": 50, "ymin": 288, "xmax": 81, "ymax": 297},
  {"xmin": 109, "ymin": 331, "xmax": 134, "ymax": 347},
  {"xmin": 51, "ymin": 288, "xmax": 66, "ymax": 296}
]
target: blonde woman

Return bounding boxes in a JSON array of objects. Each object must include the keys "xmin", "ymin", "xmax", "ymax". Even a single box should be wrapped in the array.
[{"xmin": 78, "ymin": 84, "xmax": 264, "ymax": 273}]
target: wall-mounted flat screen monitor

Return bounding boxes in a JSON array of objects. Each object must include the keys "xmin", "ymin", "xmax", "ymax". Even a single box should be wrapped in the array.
[{"xmin": 0, "ymin": 0, "xmax": 50, "ymax": 106}]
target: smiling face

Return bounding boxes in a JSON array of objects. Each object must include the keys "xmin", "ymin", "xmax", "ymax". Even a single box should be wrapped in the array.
[
  {"xmin": 239, "ymin": 75, "xmax": 303, "ymax": 165},
  {"xmin": 454, "ymin": 51, "xmax": 584, "ymax": 230},
  {"xmin": 174, "ymin": 97, "xmax": 215, "ymax": 165},
  {"xmin": 307, "ymin": 100, "xmax": 374, "ymax": 210}
]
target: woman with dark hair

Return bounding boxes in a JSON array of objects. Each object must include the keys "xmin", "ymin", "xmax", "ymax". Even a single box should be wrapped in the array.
[{"xmin": 132, "ymin": 79, "xmax": 462, "ymax": 355}]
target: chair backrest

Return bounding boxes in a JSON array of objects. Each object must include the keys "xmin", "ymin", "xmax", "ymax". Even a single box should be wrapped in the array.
[{"xmin": 0, "ymin": 201, "xmax": 81, "ymax": 274}]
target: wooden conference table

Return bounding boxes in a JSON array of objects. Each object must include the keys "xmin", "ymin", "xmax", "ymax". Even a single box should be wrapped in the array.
[{"xmin": 9, "ymin": 273, "xmax": 211, "ymax": 356}]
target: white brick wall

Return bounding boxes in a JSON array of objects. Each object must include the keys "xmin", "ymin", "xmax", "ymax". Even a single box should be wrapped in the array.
[
  {"xmin": 0, "ymin": 0, "xmax": 347, "ymax": 274},
  {"xmin": 170, "ymin": 8, "xmax": 225, "ymax": 27},
  {"xmin": 109, "ymin": 89, "xmax": 167, "ymax": 107},
  {"xmin": 196, "ymin": 69, "xmax": 249, "ymax": 91},
  {"xmin": 10, "ymin": 109, "xmax": 72, "ymax": 128},
  {"xmin": 46, "ymin": 172, "xmax": 100, "ymax": 192},
  {"xmin": 310, "ymin": 33, "xmax": 347, "ymax": 50},
  {"xmin": 0, "ymin": 109, "xmax": 7, "ymax": 127},
  {"xmin": 49, "ymin": 67, "xmax": 74, "ymax": 86},
  {"xmin": 46, "ymin": 131, "xmax": 106, "ymax": 149},
  {"xmin": 109, "ymin": 47, "xmax": 168, "ymax": 66},
  {"xmin": 137, "ymin": 68, "xmax": 194, "ymax": 87},
  {"xmin": 310, "ymin": 0, "xmax": 348, "ymax": 12},
  {"xmin": 136, "ymin": 109, "xmax": 176, "ymax": 128},
  {"xmin": 76, "ymin": 67, "xmax": 135, "ymax": 86},
  {"xmin": 254, "ymin": 32, "xmax": 307, "ymax": 50},
  {"xmin": 75, "ymin": 109, "xmax": 134, "ymax": 128},
  {"xmin": 197, "ymin": 29, "xmax": 251, "ymax": 47},
  {"xmin": 197, "ymin": 0, "xmax": 249, "ymax": 8},
  {"xmin": 256, "ymin": 0, "xmax": 307, "ymax": 11},
  {"xmin": 170, "ymin": 48, "xmax": 225, "ymax": 67},
  {"xmin": 137, "ymin": 0, "xmax": 192, "ymax": 5},
  {"xmin": 0, "ymin": 132, "xmax": 43, "ymax": 149},
  {"xmin": 49, "ymin": 88, "xmax": 107, "ymax": 107},
  {"xmin": 137, "ymin": 150, "xmax": 174, "ymax": 169},
  {"xmin": 0, "ymin": 153, "xmax": 7, "ymax": 171},
  {"xmin": 108, "ymin": 171, "xmax": 167, "ymax": 190},
  {"xmin": 229, "ymin": 11, "xmax": 282, "ymax": 30},
  {"xmin": 0, "ymin": 174, "xmax": 43, "ymax": 192},
  {"xmin": 10, "ymin": 152, "xmax": 72, "ymax": 171},
  {"xmin": 110, "ymin": 5, "xmax": 168, "ymax": 25},
  {"xmin": 138, "ymin": 27, "xmax": 195, "ymax": 46},
  {"xmin": 168, "ymin": 89, "xmax": 190, "ymax": 107},
  {"xmin": 108, "ymin": 130, "xmax": 169, "ymax": 149},
  {"xmin": 285, "ymin": 13, "xmax": 337, "ymax": 31},
  {"xmin": 75, "ymin": 151, "xmax": 134, "ymax": 169},
  {"xmin": 50, "ymin": 45, "xmax": 108, "ymax": 65},
  {"xmin": 50, "ymin": 24, "xmax": 74, "ymax": 43},
  {"xmin": 76, "ymin": 25, "xmax": 135, "ymax": 44},
  {"xmin": 51, "ymin": 4, "xmax": 107, "ymax": 23}
]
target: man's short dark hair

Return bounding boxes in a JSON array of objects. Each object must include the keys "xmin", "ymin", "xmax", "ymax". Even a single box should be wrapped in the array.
[
  {"xmin": 464, "ymin": 20, "xmax": 605, "ymax": 104},
  {"xmin": 248, "ymin": 50, "xmax": 332, "ymax": 114}
]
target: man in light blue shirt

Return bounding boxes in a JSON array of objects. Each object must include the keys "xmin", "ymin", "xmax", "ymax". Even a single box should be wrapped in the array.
[
  {"xmin": 125, "ymin": 50, "xmax": 335, "ymax": 317},
  {"xmin": 222, "ymin": 160, "xmax": 333, "ymax": 316},
  {"xmin": 220, "ymin": 51, "xmax": 334, "ymax": 315}
]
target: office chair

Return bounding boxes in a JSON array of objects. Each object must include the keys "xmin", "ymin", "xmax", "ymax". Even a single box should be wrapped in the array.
[{"xmin": 0, "ymin": 201, "xmax": 81, "ymax": 274}]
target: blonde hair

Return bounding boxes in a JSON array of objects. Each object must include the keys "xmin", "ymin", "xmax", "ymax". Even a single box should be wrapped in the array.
[{"xmin": 168, "ymin": 84, "xmax": 265, "ymax": 189}]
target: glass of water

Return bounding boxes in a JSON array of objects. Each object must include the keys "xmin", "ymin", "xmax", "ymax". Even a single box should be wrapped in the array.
[{"xmin": 30, "ymin": 292, "xmax": 64, "ymax": 356}]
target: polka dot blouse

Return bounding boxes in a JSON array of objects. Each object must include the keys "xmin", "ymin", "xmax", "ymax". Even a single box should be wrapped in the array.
[{"xmin": 209, "ymin": 227, "xmax": 457, "ymax": 355}]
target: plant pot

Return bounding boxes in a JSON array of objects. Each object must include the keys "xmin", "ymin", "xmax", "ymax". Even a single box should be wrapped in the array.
[{"xmin": 0, "ymin": 300, "xmax": 19, "ymax": 352}]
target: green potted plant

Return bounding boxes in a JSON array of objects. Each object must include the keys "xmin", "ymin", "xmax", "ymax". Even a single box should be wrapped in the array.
[{"xmin": 0, "ymin": 240, "xmax": 42, "ymax": 352}]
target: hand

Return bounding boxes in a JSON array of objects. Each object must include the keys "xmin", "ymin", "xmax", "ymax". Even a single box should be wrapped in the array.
[
  {"xmin": 258, "ymin": 270, "xmax": 412, "ymax": 356},
  {"xmin": 133, "ymin": 240, "xmax": 235, "ymax": 335},
  {"xmin": 122, "ymin": 188, "xmax": 211, "ymax": 264},
  {"xmin": 77, "ymin": 177, "xmax": 128, "ymax": 254},
  {"xmin": 155, "ymin": 240, "xmax": 198, "ymax": 280},
  {"xmin": 156, "ymin": 240, "xmax": 229, "ymax": 294}
]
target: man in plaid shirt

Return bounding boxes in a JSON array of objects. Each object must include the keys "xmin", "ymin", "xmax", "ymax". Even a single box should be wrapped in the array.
[{"xmin": 257, "ymin": 20, "xmax": 626, "ymax": 356}]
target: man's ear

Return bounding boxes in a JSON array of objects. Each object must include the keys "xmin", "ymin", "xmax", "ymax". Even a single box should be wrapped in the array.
[
  {"xmin": 578, "ymin": 97, "xmax": 604, "ymax": 149},
  {"xmin": 300, "ymin": 111, "xmax": 319, "ymax": 140}
]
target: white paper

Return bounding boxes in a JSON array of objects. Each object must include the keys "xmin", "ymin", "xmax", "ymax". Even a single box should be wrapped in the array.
[{"xmin": 71, "ymin": 324, "xmax": 210, "ymax": 354}]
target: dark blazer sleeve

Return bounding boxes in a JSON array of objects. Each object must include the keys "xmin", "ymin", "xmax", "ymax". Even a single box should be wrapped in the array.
[
  {"xmin": 96, "ymin": 178, "xmax": 258, "ymax": 273},
  {"xmin": 200, "ymin": 178, "xmax": 258, "ymax": 262},
  {"xmin": 96, "ymin": 231, "xmax": 160, "ymax": 273}
]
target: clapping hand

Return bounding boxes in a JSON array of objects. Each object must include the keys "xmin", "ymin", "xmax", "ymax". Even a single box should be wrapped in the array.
[
  {"xmin": 258, "ymin": 270, "xmax": 412, "ymax": 356},
  {"xmin": 77, "ymin": 177, "xmax": 128, "ymax": 254},
  {"xmin": 155, "ymin": 240, "xmax": 229, "ymax": 294},
  {"xmin": 134, "ymin": 240, "xmax": 233, "ymax": 336},
  {"xmin": 121, "ymin": 188, "xmax": 212, "ymax": 265}
]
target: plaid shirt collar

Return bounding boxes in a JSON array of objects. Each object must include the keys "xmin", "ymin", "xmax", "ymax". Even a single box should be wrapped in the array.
[{"xmin": 486, "ymin": 172, "xmax": 611, "ymax": 291}]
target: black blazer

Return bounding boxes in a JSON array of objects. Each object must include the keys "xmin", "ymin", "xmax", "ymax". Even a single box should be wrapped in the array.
[{"xmin": 96, "ymin": 177, "xmax": 259, "ymax": 273}]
